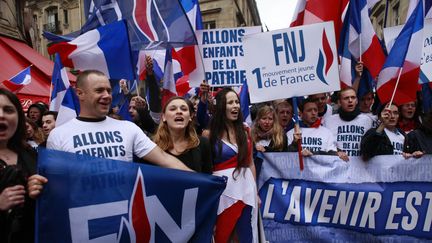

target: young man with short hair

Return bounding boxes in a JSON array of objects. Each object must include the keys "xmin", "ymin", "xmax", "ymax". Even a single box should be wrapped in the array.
[{"xmin": 324, "ymin": 87, "xmax": 373, "ymax": 161}]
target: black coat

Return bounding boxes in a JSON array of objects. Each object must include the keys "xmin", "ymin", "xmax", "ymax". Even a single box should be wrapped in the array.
[{"xmin": 361, "ymin": 127, "xmax": 405, "ymax": 161}]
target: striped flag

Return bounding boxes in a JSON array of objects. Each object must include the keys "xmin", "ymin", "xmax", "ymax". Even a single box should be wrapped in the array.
[
  {"xmin": 48, "ymin": 20, "xmax": 135, "ymax": 80},
  {"xmin": 377, "ymin": 0, "xmax": 423, "ymax": 105},
  {"xmin": 1, "ymin": 67, "xmax": 31, "ymax": 92},
  {"xmin": 50, "ymin": 54, "xmax": 80, "ymax": 126},
  {"xmin": 348, "ymin": 0, "xmax": 385, "ymax": 79}
]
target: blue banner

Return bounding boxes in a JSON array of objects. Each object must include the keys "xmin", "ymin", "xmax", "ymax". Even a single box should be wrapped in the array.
[
  {"xmin": 258, "ymin": 153, "xmax": 432, "ymax": 242},
  {"xmin": 36, "ymin": 149, "xmax": 226, "ymax": 243}
]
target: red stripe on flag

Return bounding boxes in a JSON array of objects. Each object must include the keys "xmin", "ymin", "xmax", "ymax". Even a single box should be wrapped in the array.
[
  {"xmin": 48, "ymin": 43, "xmax": 77, "ymax": 68},
  {"xmin": 361, "ymin": 36, "xmax": 386, "ymax": 79},
  {"xmin": 173, "ymin": 47, "xmax": 196, "ymax": 75},
  {"xmin": 377, "ymin": 68, "xmax": 420, "ymax": 105},
  {"xmin": 161, "ymin": 89, "xmax": 177, "ymax": 108},
  {"xmin": 214, "ymin": 201, "xmax": 246, "ymax": 243}
]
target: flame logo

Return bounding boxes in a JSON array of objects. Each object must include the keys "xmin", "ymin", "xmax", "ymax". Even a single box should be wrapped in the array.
[
  {"xmin": 117, "ymin": 168, "xmax": 151, "ymax": 243},
  {"xmin": 133, "ymin": 0, "xmax": 156, "ymax": 41},
  {"xmin": 316, "ymin": 30, "xmax": 334, "ymax": 85}
]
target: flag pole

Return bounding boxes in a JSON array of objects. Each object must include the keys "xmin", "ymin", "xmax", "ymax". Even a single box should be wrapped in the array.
[
  {"xmin": 359, "ymin": 34, "xmax": 362, "ymax": 63},
  {"xmin": 292, "ymin": 97, "xmax": 304, "ymax": 171},
  {"xmin": 388, "ymin": 67, "xmax": 404, "ymax": 108}
]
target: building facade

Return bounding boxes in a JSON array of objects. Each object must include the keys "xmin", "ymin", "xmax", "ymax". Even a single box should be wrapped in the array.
[
  {"xmin": 370, "ymin": 0, "xmax": 410, "ymax": 38},
  {"xmin": 25, "ymin": 0, "xmax": 84, "ymax": 57},
  {"xmin": 0, "ymin": 0, "xmax": 27, "ymax": 41},
  {"xmin": 199, "ymin": 0, "xmax": 261, "ymax": 29}
]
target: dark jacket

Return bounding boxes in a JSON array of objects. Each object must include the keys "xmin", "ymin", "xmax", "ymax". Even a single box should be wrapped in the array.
[
  {"xmin": 0, "ymin": 148, "xmax": 37, "ymax": 243},
  {"xmin": 404, "ymin": 128, "xmax": 432, "ymax": 154},
  {"xmin": 361, "ymin": 127, "xmax": 405, "ymax": 161}
]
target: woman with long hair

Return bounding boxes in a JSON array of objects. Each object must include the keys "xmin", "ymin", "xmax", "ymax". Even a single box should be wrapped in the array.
[
  {"xmin": 0, "ymin": 88, "xmax": 37, "ymax": 243},
  {"xmin": 153, "ymin": 96, "xmax": 212, "ymax": 173},
  {"xmin": 209, "ymin": 88, "xmax": 258, "ymax": 243},
  {"xmin": 25, "ymin": 117, "xmax": 44, "ymax": 149},
  {"xmin": 252, "ymin": 105, "xmax": 288, "ymax": 152}
]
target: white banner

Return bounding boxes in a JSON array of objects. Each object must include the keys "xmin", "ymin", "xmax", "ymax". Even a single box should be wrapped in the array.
[
  {"xmin": 189, "ymin": 26, "xmax": 262, "ymax": 87},
  {"xmin": 383, "ymin": 19, "xmax": 432, "ymax": 83},
  {"xmin": 242, "ymin": 22, "xmax": 340, "ymax": 103}
]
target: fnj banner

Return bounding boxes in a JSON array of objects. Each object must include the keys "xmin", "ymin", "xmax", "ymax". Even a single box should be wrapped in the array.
[
  {"xmin": 189, "ymin": 26, "xmax": 262, "ymax": 87},
  {"xmin": 243, "ymin": 22, "xmax": 340, "ymax": 103},
  {"xmin": 36, "ymin": 149, "xmax": 226, "ymax": 243},
  {"xmin": 258, "ymin": 153, "xmax": 432, "ymax": 242},
  {"xmin": 383, "ymin": 19, "xmax": 432, "ymax": 84}
]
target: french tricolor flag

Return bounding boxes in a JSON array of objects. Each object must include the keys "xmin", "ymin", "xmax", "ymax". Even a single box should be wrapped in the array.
[
  {"xmin": 348, "ymin": 0, "xmax": 385, "ymax": 79},
  {"xmin": 48, "ymin": 20, "xmax": 134, "ymax": 80},
  {"xmin": 161, "ymin": 48, "xmax": 183, "ymax": 107},
  {"xmin": 377, "ymin": 0, "xmax": 423, "ymax": 105},
  {"xmin": 173, "ymin": 0, "xmax": 203, "ymax": 76},
  {"xmin": 1, "ymin": 67, "xmax": 31, "ymax": 92},
  {"xmin": 50, "ymin": 54, "xmax": 80, "ymax": 126},
  {"xmin": 239, "ymin": 82, "xmax": 251, "ymax": 126}
]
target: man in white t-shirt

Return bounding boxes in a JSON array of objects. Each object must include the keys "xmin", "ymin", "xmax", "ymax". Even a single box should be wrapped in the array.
[
  {"xmin": 287, "ymin": 98, "xmax": 337, "ymax": 156},
  {"xmin": 28, "ymin": 70, "xmax": 192, "ymax": 198},
  {"xmin": 324, "ymin": 87, "xmax": 373, "ymax": 161}
]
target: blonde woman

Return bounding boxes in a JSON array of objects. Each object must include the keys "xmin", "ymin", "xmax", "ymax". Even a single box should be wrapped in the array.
[{"xmin": 252, "ymin": 105, "xmax": 288, "ymax": 152}]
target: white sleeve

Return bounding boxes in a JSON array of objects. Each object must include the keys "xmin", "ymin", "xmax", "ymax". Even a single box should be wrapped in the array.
[
  {"xmin": 46, "ymin": 128, "xmax": 61, "ymax": 150},
  {"xmin": 132, "ymin": 124, "xmax": 157, "ymax": 158}
]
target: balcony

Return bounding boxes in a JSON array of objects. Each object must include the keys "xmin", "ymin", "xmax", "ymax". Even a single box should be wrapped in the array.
[{"xmin": 43, "ymin": 21, "xmax": 61, "ymax": 34}]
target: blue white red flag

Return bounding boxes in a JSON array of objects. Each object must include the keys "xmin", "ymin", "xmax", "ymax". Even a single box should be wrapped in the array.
[
  {"xmin": 36, "ymin": 148, "xmax": 226, "ymax": 243},
  {"xmin": 50, "ymin": 54, "xmax": 80, "ymax": 126},
  {"xmin": 173, "ymin": 0, "xmax": 203, "ymax": 76},
  {"xmin": 50, "ymin": 54, "xmax": 70, "ymax": 112},
  {"xmin": 377, "ymin": 0, "xmax": 423, "ymax": 105},
  {"xmin": 1, "ymin": 67, "xmax": 31, "ymax": 92},
  {"xmin": 408, "ymin": 0, "xmax": 432, "ymax": 18},
  {"xmin": 348, "ymin": 0, "xmax": 385, "ymax": 79},
  {"xmin": 116, "ymin": 98, "xmax": 132, "ymax": 121},
  {"xmin": 56, "ymin": 87, "xmax": 80, "ymax": 126},
  {"xmin": 161, "ymin": 48, "xmax": 183, "ymax": 107},
  {"xmin": 48, "ymin": 20, "xmax": 135, "ymax": 80},
  {"xmin": 82, "ymin": 0, "xmax": 196, "ymax": 50},
  {"xmin": 339, "ymin": 9, "xmax": 355, "ymax": 88},
  {"xmin": 239, "ymin": 82, "xmax": 251, "ymax": 125},
  {"xmin": 290, "ymin": 0, "xmax": 349, "ymax": 47}
]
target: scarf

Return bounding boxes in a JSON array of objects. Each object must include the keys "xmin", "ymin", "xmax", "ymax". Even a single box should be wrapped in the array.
[
  {"xmin": 338, "ymin": 107, "xmax": 360, "ymax": 122},
  {"xmin": 255, "ymin": 128, "xmax": 274, "ymax": 140}
]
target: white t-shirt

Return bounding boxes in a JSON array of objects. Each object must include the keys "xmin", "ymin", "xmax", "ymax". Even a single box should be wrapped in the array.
[
  {"xmin": 320, "ymin": 104, "xmax": 333, "ymax": 125},
  {"xmin": 384, "ymin": 128, "xmax": 405, "ymax": 155},
  {"xmin": 363, "ymin": 112, "xmax": 379, "ymax": 128},
  {"xmin": 324, "ymin": 114, "xmax": 373, "ymax": 156},
  {"xmin": 287, "ymin": 126, "xmax": 337, "ymax": 153},
  {"xmin": 47, "ymin": 117, "xmax": 156, "ymax": 162}
]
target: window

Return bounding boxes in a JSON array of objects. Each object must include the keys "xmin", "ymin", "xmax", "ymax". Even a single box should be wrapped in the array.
[
  {"xmin": 392, "ymin": 3, "xmax": 400, "ymax": 26},
  {"xmin": 63, "ymin": 9, "xmax": 68, "ymax": 25},
  {"xmin": 44, "ymin": 7, "xmax": 60, "ymax": 33},
  {"xmin": 203, "ymin": 21, "xmax": 216, "ymax": 29},
  {"xmin": 47, "ymin": 7, "xmax": 58, "ymax": 26}
]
